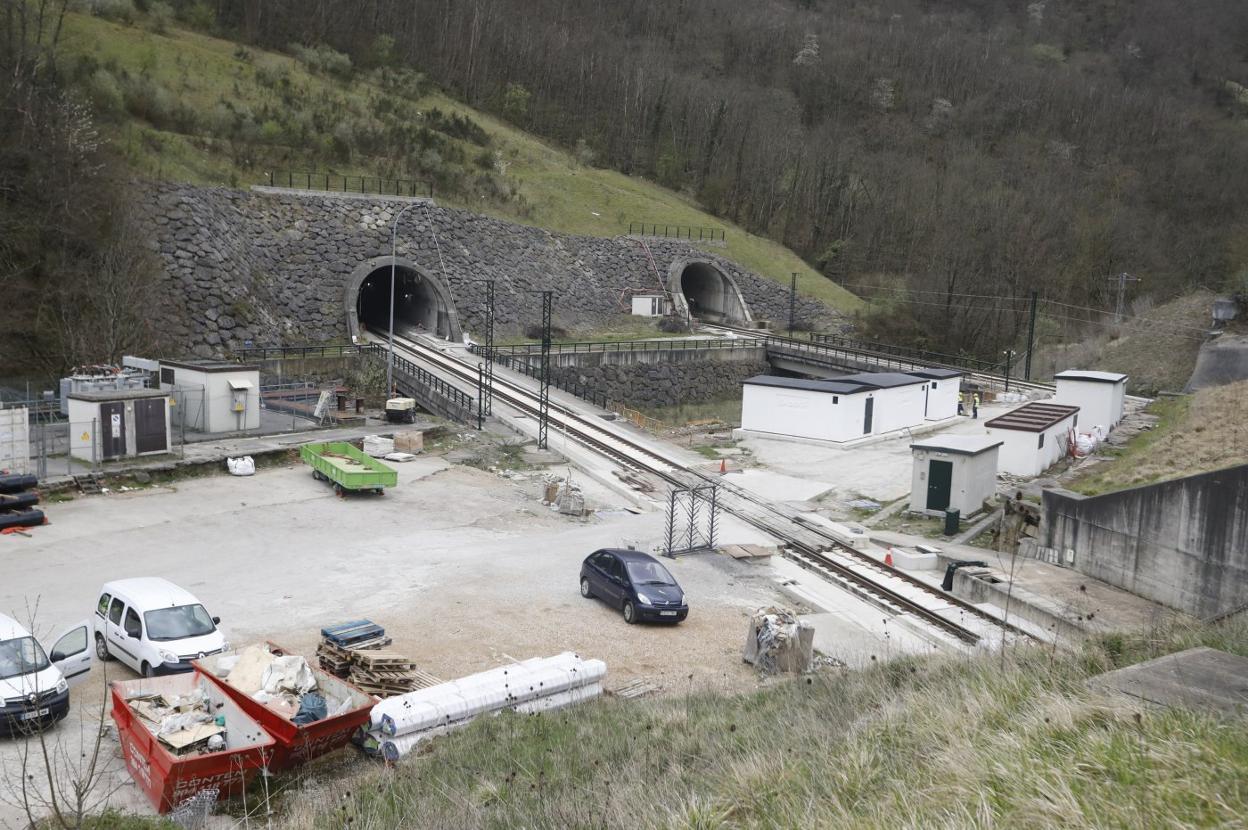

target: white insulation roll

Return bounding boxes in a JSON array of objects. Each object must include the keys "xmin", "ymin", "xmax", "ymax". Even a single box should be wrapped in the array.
[{"xmin": 372, "ymin": 653, "xmax": 607, "ymax": 738}]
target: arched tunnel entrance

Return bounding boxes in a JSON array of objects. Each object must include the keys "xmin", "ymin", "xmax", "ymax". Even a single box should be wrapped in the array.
[
  {"xmin": 345, "ymin": 256, "xmax": 461, "ymax": 344},
  {"xmin": 669, "ymin": 260, "xmax": 751, "ymax": 325}
]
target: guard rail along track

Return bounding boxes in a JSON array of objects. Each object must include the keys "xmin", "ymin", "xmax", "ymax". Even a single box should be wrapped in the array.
[
  {"xmin": 699, "ymin": 323, "xmax": 1057, "ymax": 396},
  {"xmin": 380, "ymin": 330, "xmax": 1033, "ymax": 648}
]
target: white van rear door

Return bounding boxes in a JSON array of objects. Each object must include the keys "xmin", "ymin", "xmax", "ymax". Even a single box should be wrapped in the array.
[{"xmin": 48, "ymin": 621, "xmax": 92, "ymax": 687}]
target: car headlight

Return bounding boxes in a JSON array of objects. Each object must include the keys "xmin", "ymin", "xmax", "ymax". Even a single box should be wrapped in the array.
[
  {"xmin": 636, "ymin": 593, "xmax": 650, "ymax": 605},
  {"xmin": 159, "ymin": 649, "xmax": 179, "ymax": 664},
  {"xmin": 681, "ymin": 594, "xmax": 687, "ymax": 605},
  {"xmin": 55, "ymin": 679, "xmax": 68, "ymax": 694},
  {"xmin": 221, "ymin": 641, "xmax": 230, "ymax": 653}
]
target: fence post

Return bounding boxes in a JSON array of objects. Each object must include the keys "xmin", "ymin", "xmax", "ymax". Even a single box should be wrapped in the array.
[{"xmin": 91, "ymin": 417, "xmax": 98, "ymax": 470}]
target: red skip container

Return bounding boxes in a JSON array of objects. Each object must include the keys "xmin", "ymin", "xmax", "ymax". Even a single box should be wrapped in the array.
[
  {"xmin": 111, "ymin": 671, "xmax": 276, "ymax": 813},
  {"xmin": 195, "ymin": 643, "xmax": 376, "ymax": 772}
]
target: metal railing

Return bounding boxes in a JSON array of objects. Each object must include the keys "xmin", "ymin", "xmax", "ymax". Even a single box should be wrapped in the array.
[
  {"xmin": 264, "ymin": 171, "xmax": 434, "ymax": 199},
  {"xmin": 628, "ymin": 222, "xmax": 725, "ymax": 242},
  {"xmin": 489, "ymin": 338, "xmax": 762, "ymax": 358},
  {"xmin": 234, "ymin": 344, "xmax": 375, "ymax": 362},
  {"xmin": 470, "ymin": 345, "xmax": 609, "ymax": 409},
  {"xmin": 232, "ymin": 342, "xmax": 476, "ymax": 424},
  {"xmin": 808, "ymin": 333, "xmax": 1001, "ymax": 373}
]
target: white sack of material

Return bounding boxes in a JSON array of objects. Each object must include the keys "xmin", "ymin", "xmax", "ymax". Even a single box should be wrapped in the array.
[{"xmin": 227, "ymin": 456, "xmax": 256, "ymax": 476}]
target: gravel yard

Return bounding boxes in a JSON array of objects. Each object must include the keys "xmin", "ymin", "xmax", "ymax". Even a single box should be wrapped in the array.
[{"xmin": 0, "ymin": 456, "xmax": 786, "ymax": 826}]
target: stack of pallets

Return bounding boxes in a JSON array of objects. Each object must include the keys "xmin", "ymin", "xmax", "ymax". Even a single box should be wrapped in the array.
[
  {"xmin": 316, "ymin": 620, "xmax": 392, "ymax": 678},
  {"xmin": 347, "ymin": 650, "xmax": 438, "ymax": 697},
  {"xmin": 316, "ymin": 620, "xmax": 440, "ymax": 697}
]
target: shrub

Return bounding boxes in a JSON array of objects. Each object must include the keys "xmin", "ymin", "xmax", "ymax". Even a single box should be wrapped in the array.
[
  {"xmin": 290, "ymin": 43, "xmax": 353, "ymax": 80},
  {"xmin": 88, "ymin": 0, "xmax": 137, "ymax": 24},
  {"xmin": 86, "ymin": 68, "xmax": 125, "ymax": 117},
  {"xmin": 146, "ymin": 1, "xmax": 173, "ymax": 34},
  {"xmin": 180, "ymin": 0, "xmax": 215, "ymax": 31}
]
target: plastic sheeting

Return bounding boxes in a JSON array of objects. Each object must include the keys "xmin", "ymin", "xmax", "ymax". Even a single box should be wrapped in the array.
[{"xmin": 364, "ymin": 653, "xmax": 606, "ymax": 761}]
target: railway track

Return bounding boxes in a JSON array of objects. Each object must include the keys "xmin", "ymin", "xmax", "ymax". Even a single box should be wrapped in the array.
[
  {"xmin": 699, "ymin": 322, "xmax": 1057, "ymax": 395},
  {"xmin": 381, "ymin": 330, "xmax": 1032, "ymax": 648}
]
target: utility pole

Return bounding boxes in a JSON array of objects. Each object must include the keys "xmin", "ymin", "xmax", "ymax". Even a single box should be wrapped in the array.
[
  {"xmin": 387, "ymin": 202, "xmax": 419, "ymax": 396},
  {"xmin": 536, "ymin": 291, "xmax": 553, "ymax": 450},
  {"xmin": 473, "ymin": 279, "xmax": 495, "ymax": 417},
  {"xmin": 1024, "ymin": 289, "xmax": 1038, "ymax": 381},
  {"xmin": 1106, "ymin": 272, "xmax": 1140, "ymax": 323},
  {"xmin": 788, "ymin": 272, "xmax": 797, "ymax": 337}
]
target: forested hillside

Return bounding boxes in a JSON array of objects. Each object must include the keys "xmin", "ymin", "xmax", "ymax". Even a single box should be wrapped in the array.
[
  {"xmin": 4, "ymin": 0, "xmax": 1247, "ymax": 372},
  {"xmin": 186, "ymin": 0, "xmax": 1248, "ymax": 355}
]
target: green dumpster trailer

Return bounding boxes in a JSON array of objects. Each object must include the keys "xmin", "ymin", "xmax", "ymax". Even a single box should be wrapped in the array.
[{"xmin": 300, "ymin": 442, "xmax": 398, "ymax": 495}]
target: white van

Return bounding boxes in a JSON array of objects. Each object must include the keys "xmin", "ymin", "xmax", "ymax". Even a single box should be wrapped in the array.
[
  {"xmin": 92, "ymin": 578, "xmax": 228, "ymax": 678},
  {"xmin": 0, "ymin": 614, "xmax": 92, "ymax": 735}
]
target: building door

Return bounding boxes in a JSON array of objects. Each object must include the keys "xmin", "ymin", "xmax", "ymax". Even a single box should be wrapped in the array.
[
  {"xmin": 863, "ymin": 397, "xmax": 874, "ymax": 435},
  {"xmin": 133, "ymin": 398, "xmax": 168, "ymax": 454},
  {"xmin": 99, "ymin": 401, "xmax": 126, "ymax": 460},
  {"xmin": 927, "ymin": 460, "xmax": 953, "ymax": 511}
]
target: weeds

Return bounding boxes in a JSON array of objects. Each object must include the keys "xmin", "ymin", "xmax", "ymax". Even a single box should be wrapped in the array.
[{"xmin": 279, "ymin": 619, "xmax": 1247, "ymax": 829}]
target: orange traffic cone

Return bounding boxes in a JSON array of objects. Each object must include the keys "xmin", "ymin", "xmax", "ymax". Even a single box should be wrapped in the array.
[
  {"xmin": 884, "ymin": 549, "xmax": 894, "ymax": 568},
  {"xmin": 719, "ymin": 459, "xmax": 727, "ymax": 474}
]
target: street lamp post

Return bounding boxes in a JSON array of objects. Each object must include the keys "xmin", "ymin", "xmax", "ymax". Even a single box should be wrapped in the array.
[{"xmin": 388, "ymin": 202, "xmax": 419, "ymax": 396}]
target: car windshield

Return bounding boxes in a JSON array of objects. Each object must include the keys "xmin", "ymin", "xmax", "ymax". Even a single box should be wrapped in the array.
[
  {"xmin": 0, "ymin": 636, "xmax": 50, "ymax": 681},
  {"xmin": 144, "ymin": 604, "xmax": 216, "ymax": 641},
  {"xmin": 626, "ymin": 560, "xmax": 677, "ymax": 586}
]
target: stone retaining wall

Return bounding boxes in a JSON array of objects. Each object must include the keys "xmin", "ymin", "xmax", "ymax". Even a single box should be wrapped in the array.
[{"xmin": 138, "ymin": 184, "xmax": 840, "ymax": 358}]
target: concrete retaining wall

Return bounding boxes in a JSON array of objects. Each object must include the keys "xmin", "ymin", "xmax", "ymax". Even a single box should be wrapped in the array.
[
  {"xmin": 1040, "ymin": 464, "xmax": 1248, "ymax": 618},
  {"xmin": 137, "ymin": 184, "xmax": 839, "ymax": 358},
  {"xmin": 528, "ymin": 347, "xmax": 768, "ymax": 409}
]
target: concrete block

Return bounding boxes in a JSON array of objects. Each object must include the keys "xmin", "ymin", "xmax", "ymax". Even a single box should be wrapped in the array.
[
  {"xmin": 1089, "ymin": 647, "xmax": 1248, "ymax": 716},
  {"xmin": 891, "ymin": 547, "xmax": 940, "ymax": 570},
  {"xmin": 393, "ymin": 431, "xmax": 424, "ymax": 453}
]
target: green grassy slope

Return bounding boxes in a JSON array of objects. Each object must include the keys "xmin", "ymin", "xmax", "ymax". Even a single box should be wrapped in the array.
[
  {"xmin": 289, "ymin": 620, "xmax": 1246, "ymax": 829},
  {"xmin": 62, "ymin": 12, "xmax": 859, "ymax": 315}
]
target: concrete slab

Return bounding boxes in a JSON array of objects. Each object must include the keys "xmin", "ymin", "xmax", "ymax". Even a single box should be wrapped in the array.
[
  {"xmin": 1090, "ymin": 647, "xmax": 1248, "ymax": 716},
  {"xmin": 729, "ymin": 468, "xmax": 834, "ymax": 503}
]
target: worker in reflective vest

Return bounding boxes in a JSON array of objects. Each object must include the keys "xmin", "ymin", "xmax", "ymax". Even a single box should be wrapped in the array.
[
  {"xmin": 972, "ymin": 392, "xmax": 981, "ymax": 419},
  {"xmin": 957, "ymin": 392, "xmax": 965, "ymax": 416}
]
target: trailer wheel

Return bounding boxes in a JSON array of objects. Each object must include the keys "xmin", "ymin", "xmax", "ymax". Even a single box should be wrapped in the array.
[
  {"xmin": 334, "ymin": 483, "xmax": 343, "ymax": 496},
  {"xmin": 313, "ymin": 470, "xmax": 325, "ymax": 481}
]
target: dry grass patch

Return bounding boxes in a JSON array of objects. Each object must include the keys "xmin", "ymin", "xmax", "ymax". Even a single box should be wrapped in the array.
[
  {"xmin": 1071, "ymin": 380, "xmax": 1248, "ymax": 495},
  {"xmin": 271, "ymin": 620, "xmax": 1248, "ymax": 830}
]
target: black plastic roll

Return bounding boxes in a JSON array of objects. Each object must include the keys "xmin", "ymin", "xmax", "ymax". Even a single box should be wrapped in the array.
[
  {"xmin": 0, "ymin": 491, "xmax": 39, "ymax": 510},
  {"xmin": 0, "ymin": 473, "xmax": 38, "ymax": 494},
  {"xmin": 0, "ymin": 508, "xmax": 44, "ymax": 530}
]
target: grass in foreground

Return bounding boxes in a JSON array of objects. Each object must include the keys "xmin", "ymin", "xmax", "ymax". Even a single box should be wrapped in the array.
[
  {"xmin": 274, "ymin": 619, "xmax": 1247, "ymax": 829},
  {"xmin": 1069, "ymin": 381, "xmax": 1248, "ymax": 496}
]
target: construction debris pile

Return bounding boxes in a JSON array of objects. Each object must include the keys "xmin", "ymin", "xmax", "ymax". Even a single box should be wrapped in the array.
[
  {"xmin": 216, "ymin": 644, "xmax": 345, "ymax": 724},
  {"xmin": 126, "ymin": 686, "xmax": 228, "ymax": 756},
  {"xmin": 540, "ymin": 475, "xmax": 585, "ymax": 515},
  {"xmin": 317, "ymin": 620, "xmax": 437, "ymax": 697},
  {"xmin": 360, "ymin": 652, "xmax": 606, "ymax": 762},
  {"xmin": 743, "ymin": 607, "xmax": 815, "ymax": 674}
]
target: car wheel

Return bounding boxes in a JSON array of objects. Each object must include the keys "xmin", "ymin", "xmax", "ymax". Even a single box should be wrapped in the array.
[
  {"xmin": 622, "ymin": 601, "xmax": 638, "ymax": 624},
  {"xmin": 141, "ymin": 662, "xmax": 155, "ymax": 679},
  {"xmin": 580, "ymin": 577, "xmax": 593, "ymax": 599},
  {"xmin": 94, "ymin": 634, "xmax": 113, "ymax": 662}
]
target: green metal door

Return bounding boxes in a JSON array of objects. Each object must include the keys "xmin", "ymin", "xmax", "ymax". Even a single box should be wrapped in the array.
[{"xmin": 927, "ymin": 460, "xmax": 953, "ymax": 511}]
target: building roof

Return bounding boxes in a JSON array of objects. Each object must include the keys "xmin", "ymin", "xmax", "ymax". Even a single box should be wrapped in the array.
[
  {"xmin": 985, "ymin": 402, "xmax": 1079, "ymax": 433},
  {"xmin": 1054, "ymin": 370, "xmax": 1128, "ymax": 384},
  {"xmin": 161, "ymin": 359, "xmax": 259, "ymax": 373},
  {"xmin": 742, "ymin": 375, "xmax": 876, "ymax": 395},
  {"xmin": 910, "ymin": 435, "xmax": 1004, "ymax": 456},
  {"xmin": 67, "ymin": 388, "xmax": 167, "ymax": 402},
  {"xmin": 101, "ymin": 577, "xmax": 203, "ymax": 608},
  {"xmin": 906, "ymin": 367, "xmax": 964, "ymax": 380},
  {"xmin": 831, "ymin": 372, "xmax": 929, "ymax": 389}
]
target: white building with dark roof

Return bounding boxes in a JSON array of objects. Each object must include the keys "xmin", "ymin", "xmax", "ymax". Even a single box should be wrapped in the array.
[{"xmin": 1053, "ymin": 370, "xmax": 1127, "ymax": 431}]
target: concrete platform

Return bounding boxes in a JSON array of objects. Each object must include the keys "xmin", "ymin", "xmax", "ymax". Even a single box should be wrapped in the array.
[
  {"xmin": 1090, "ymin": 647, "xmax": 1248, "ymax": 716},
  {"xmin": 870, "ymin": 529, "xmax": 1182, "ymax": 640}
]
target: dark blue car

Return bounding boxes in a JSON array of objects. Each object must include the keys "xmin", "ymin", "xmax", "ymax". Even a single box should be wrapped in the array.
[{"xmin": 580, "ymin": 549, "xmax": 688, "ymax": 624}]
